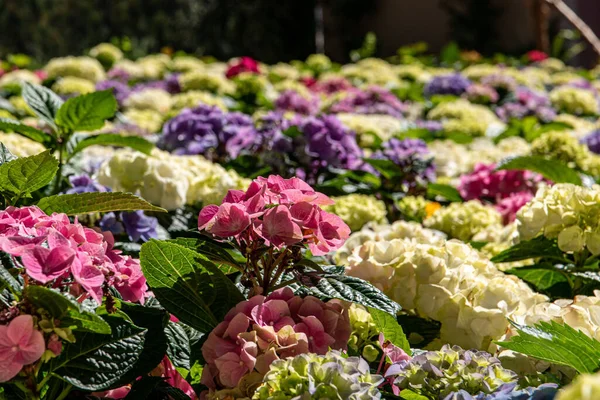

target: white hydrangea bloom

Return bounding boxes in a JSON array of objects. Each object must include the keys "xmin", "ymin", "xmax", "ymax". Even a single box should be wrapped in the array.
[{"xmin": 123, "ymin": 88, "xmax": 172, "ymax": 113}]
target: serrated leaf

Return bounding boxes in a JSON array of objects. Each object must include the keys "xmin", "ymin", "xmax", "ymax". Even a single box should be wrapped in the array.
[
  {"xmin": 140, "ymin": 240, "xmax": 245, "ymax": 333},
  {"xmin": 363, "ymin": 158, "xmax": 403, "ymax": 180},
  {"xmin": 165, "ymin": 321, "xmax": 192, "ymax": 370},
  {"xmin": 497, "ymin": 320, "xmax": 600, "ymax": 373},
  {"xmin": 490, "ymin": 236, "xmax": 565, "ymax": 263},
  {"xmin": 506, "ymin": 266, "xmax": 571, "ymax": 298},
  {"xmin": 496, "ymin": 156, "xmax": 582, "ymax": 185},
  {"xmin": 0, "ymin": 118, "xmax": 50, "ymax": 144},
  {"xmin": 56, "ymin": 90, "xmax": 117, "ymax": 131},
  {"xmin": 22, "ymin": 82, "xmax": 63, "ymax": 128},
  {"xmin": 0, "ymin": 150, "xmax": 58, "ymax": 196},
  {"xmin": 68, "ymin": 133, "xmax": 153, "ymax": 158},
  {"xmin": 427, "ymin": 183, "xmax": 462, "ymax": 202},
  {"xmin": 24, "ymin": 286, "xmax": 111, "ymax": 334},
  {"xmin": 400, "ymin": 390, "xmax": 430, "ymax": 400},
  {"xmin": 36, "ymin": 192, "xmax": 167, "ymax": 215},
  {"xmin": 0, "ymin": 143, "xmax": 17, "ymax": 165},
  {"xmin": 295, "ymin": 273, "xmax": 401, "ymax": 316},
  {"xmin": 368, "ymin": 307, "xmax": 411, "ymax": 354},
  {"xmin": 50, "ymin": 316, "xmax": 146, "ymax": 390},
  {"xmin": 167, "ymin": 237, "xmax": 242, "ymax": 274},
  {"xmin": 0, "ymin": 252, "xmax": 21, "ymax": 293}
]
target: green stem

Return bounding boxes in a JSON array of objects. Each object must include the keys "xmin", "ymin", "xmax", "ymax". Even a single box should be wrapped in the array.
[
  {"xmin": 268, "ymin": 278, "xmax": 297, "ymax": 292},
  {"xmin": 52, "ymin": 140, "xmax": 65, "ymax": 195},
  {"xmin": 55, "ymin": 384, "xmax": 72, "ymax": 400},
  {"xmin": 36, "ymin": 372, "xmax": 52, "ymax": 392}
]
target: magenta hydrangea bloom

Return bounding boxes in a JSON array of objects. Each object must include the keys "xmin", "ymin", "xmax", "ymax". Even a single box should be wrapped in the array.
[
  {"xmin": 458, "ymin": 163, "xmax": 543, "ymax": 202},
  {"xmin": 200, "ymin": 287, "xmax": 350, "ymax": 390},
  {"xmin": 495, "ymin": 191, "xmax": 534, "ymax": 223},
  {"xmin": 0, "ymin": 206, "xmax": 148, "ymax": 304}
]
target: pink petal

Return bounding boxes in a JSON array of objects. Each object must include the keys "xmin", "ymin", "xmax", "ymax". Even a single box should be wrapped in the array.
[
  {"xmin": 209, "ymin": 204, "xmax": 251, "ymax": 237},
  {"xmin": 198, "ymin": 205, "xmax": 219, "ymax": 231},
  {"xmin": 260, "ymin": 206, "xmax": 303, "ymax": 247},
  {"xmin": 223, "ymin": 190, "xmax": 245, "ymax": 204},
  {"xmin": 223, "ymin": 313, "xmax": 250, "ymax": 339},
  {"xmin": 0, "ymin": 359, "xmax": 21, "ymax": 382},
  {"xmin": 214, "ymin": 352, "xmax": 248, "ymax": 388}
]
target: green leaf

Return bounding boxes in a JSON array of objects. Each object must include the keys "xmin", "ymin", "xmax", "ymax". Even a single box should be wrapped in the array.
[
  {"xmin": 368, "ymin": 307, "xmax": 411, "ymax": 354},
  {"xmin": 36, "ymin": 192, "xmax": 167, "ymax": 215},
  {"xmin": 497, "ymin": 320, "xmax": 600, "ymax": 374},
  {"xmin": 0, "ymin": 252, "xmax": 21, "ymax": 293},
  {"xmin": 427, "ymin": 183, "xmax": 462, "ymax": 202},
  {"xmin": 496, "ymin": 156, "xmax": 582, "ymax": 185},
  {"xmin": 0, "ymin": 118, "xmax": 50, "ymax": 144},
  {"xmin": 363, "ymin": 158, "xmax": 403, "ymax": 180},
  {"xmin": 168, "ymin": 237, "xmax": 242, "ymax": 274},
  {"xmin": 400, "ymin": 390, "xmax": 430, "ymax": 400},
  {"xmin": 444, "ymin": 131, "xmax": 473, "ymax": 144},
  {"xmin": 24, "ymin": 286, "xmax": 111, "ymax": 334},
  {"xmin": 396, "ymin": 315, "xmax": 441, "ymax": 348},
  {"xmin": 440, "ymin": 41, "xmax": 460, "ymax": 64},
  {"xmin": 295, "ymin": 273, "xmax": 401, "ymax": 316},
  {"xmin": 490, "ymin": 236, "xmax": 565, "ymax": 263},
  {"xmin": 0, "ymin": 143, "xmax": 17, "ymax": 165},
  {"xmin": 110, "ymin": 302, "xmax": 169, "ymax": 387},
  {"xmin": 68, "ymin": 133, "xmax": 153, "ymax": 158},
  {"xmin": 22, "ymin": 82, "xmax": 63, "ymax": 128},
  {"xmin": 140, "ymin": 240, "xmax": 245, "ymax": 333},
  {"xmin": 0, "ymin": 150, "xmax": 58, "ymax": 197},
  {"xmin": 165, "ymin": 321, "xmax": 193, "ymax": 370},
  {"xmin": 56, "ymin": 90, "xmax": 117, "ymax": 132},
  {"xmin": 506, "ymin": 266, "xmax": 571, "ymax": 298},
  {"xmin": 50, "ymin": 316, "xmax": 146, "ymax": 391}
]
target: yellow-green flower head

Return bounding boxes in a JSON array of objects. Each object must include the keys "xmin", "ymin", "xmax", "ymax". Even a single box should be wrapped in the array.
[
  {"xmin": 502, "ymin": 68, "xmax": 545, "ymax": 90},
  {"xmin": 0, "ymin": 110, "xmax": 14, "ymax": 120},
  {"xmin": 556, "ymin": 371, "xmax": 600, "ymax": 400},
  {"xmin": 169, "ymin": 55, "xmax": 205, "ymax": 72},
  {"xmin": 179, "ymin": 70, "xmax": 234, "ymax": 94},
  {"xmin": 45, "ymin": 56, "xmax": 106, "ymax": 82},
  {"xmin": 0, "ymin": 70, "xmax": 41, "ymax": 90},
  {"xmin": 397, "ymin": 195, "xmax": 432, "ymax": 223},
  {"xmin": 0, "ymin": 132, "xmax": 46, "ymax": 156},
  {"xmin": 393, "ymin": 64, "xmax": 431, "ymax": 82},
  {"xmin": 273, "ymin": 79, "xmax": 312, "ymax": 99},
  {"xmin": 551, "ymin": 71, "xmax": 587, "ymax": 86},
  {"xmin": 336, "ymin": 113, "xmax": 404, "ymax": 145},
  {"xmin": 348, "ymin": 304, "xmax": 380, "ymax": 359},
  {"xmin": 462, "ymin": 64, "xmax": 502, "ymax": 82},
  {"xmin": 170, "ymin": 90, "xmax": 228, "ymax": 112},
  {"xmin": 423, "ymin": 200, "xmax": 502, "ymax": 242},
  {"xmin": 89, "ymin": 43, "xmax": 124, "ymax": 66},
  {"xmin": 324, "ymin": 194, "xmax": 387, "ymax": 231},
  {"xmin": 520, "ymin": 67, "xmax": 552, "ymax": 87},
  {"xmin": 123, "ymin": 88, "xmax": 172, "ymax": 113},
  {"xmin": 517, "ymin": 183, "xmax": 600, "ymax": 255},
  {"xmin": 51, "ymin": 77, "xmax": 96, "ymax": 95},
  {"xmin": 122, "ymin": 109, "xmax": 164, "ymax": 133},
  {"xmin": 253, "ymin": 350, "xmax": 383, "ymax": 400},
  {"xmin": 267, "ymin": 62, "xmax": 301, "ymax": 83},
  {"xmin": 550, "ymin": 86, "xmax": 599, "ymax": 116},
  {"xmin": 530, "ymin": 130, "xmax": 600, "ymax": 176},
  {"xmin": 538, "ymin": 57, "xmax": 566, "ymax": 72},
  {"xmin": 428, "ymin": 99, "xmax": 504, "ymax": 137},
  {"xmin": 137, "ymin": 53, "xmax": 171, "ymax": 70},
  {"xmin": 554, "ymin": 114, "xmax": 596, "ymax": 138},
  {"xmin": 233, "ymin": 72, "xmax": 270, "ymax": 97},
  {"xmin": 305, "ymin": 53, "xmax": 333, "ymax": 71}
]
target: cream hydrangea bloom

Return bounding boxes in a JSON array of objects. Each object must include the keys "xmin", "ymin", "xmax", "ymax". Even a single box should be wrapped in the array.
[
  {"xmin": 97, "ymin": 149, "xmax": 249, "ymax": 210},
  {"xmin": 424, "ymin": 201, "xmax": 503, "ymax": 242},
  {"xmin": 122, "ymin": 109, "xmax": 164, "ymax": 133},
  {"xmin": 45, "ymin": 56, "xmax": 106, "ymax": 82},
  {"xmin": 0, "ymin": 133, "xmax": 45, "ymax": 157},
  {"xmin": 550, "ymin": 86, "xmax": 599, "ymax": 116},
  {"xmin": 336, "ymin": 113, "xmax": 404, "ymax": 145},
  {"xmin": 555, "ymin": 371, "xmax": 600, "ymax": 400},
  {"xmin": 170, "ymin": 90, "xmax": 228, "ymax": 112},
  {"xmin": 0, "ymin": 70, "xmax": 41, "ymax": 89},
  {"xmin": 516, "ymin": 184, "xmax": 600, "ymax": 254},
  {"xmin": 323, "ymin": 194, "xmax": 387, "ymax": 231},
  {"xmin": 51, "ymin": 77, "xmax": 96, "ymax": 95},
  {"xmin": 428, "ymin": 99, "xmax": 504, "ymax": 137},
  {"xmin": 123, "ymin": 88, "xmax": 172, "ymax": 113},
  {"xmin": 179, "ymin": 70, "xmax": 234, "ymax": 94},
  {"xmin": 89, "ymin": 43, "xmax": 124, "ymax": 65}
]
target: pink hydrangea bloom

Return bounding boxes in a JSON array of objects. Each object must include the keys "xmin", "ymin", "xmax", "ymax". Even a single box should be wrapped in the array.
[
  {"xmin": 200, "ymin": 287, "xmax": 350, "ymax": 391},
  {"xmin": 495, "ymin": 191, "xmax": 534, "ymax": 223},
  {"xmin": 0, "ymin": 315, "xmax": 45, "ymax": 382},
  {"xmin": 197, "ymin": 175, "xmax": 349, "ymax": 256},
  {"xmin": 0, "ymin": 206, "xmax": 148, "ymax": 304},
  {"xmin": 225, "ymin": 57, "xmax": 260, "ymax": 79},
  {"xmin": 458, "ymin": 163, "xmax": 543, "ymax": 202}
]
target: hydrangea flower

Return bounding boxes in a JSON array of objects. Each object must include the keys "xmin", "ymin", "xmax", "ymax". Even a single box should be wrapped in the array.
[
  {"xmin": 530, "ymin": 130, "xmax": 600, "ymax": 177},
  {"xmin": 554, "ymin": 371, "xmax": 600, "ymax": 400},
  {"xmin": 424, "ymin": 74, "xmax": 472, "ymax": 97},
  {"xmin": 444, "ymin": 382, "xmax": 558, "ymax": 400},
  {"xmin": 253, "ymin": 350, "xmax": 383, "ymax": 400},
  {"xmin": 329, "ymin": 86, "xmax": 408, "ymax": 118},
  {"xmin": 424, "ymin": 201, "xmax": 503, "ymax": 242},
  {"xmin": 200, "ymin": 288, "xmax": 350, "ymax": 395},
  {"xmin": 226, "ymin": 56, "xmax": 261, "ymax": 79},
  {"xmin": 464, "ymin": 84, "xmax": 499, "ymax": 104},
  {"xmin": 0, "ymin": 315, "xmax": 45, "ymax": 382},
  {"xmin": 274, "ymin": 90, "xmax": 320, "ymax": 115},
  {"xmin": 580, "ymin": 129, "xmax": 600, "ymax": 154},
  {"xmin": 0, "ymin": 206, "xmax": 147, "ymax": 304},
  {"xmin": 386, "ymin": 345, "xmax": 518, "ymax": 399},
  {"xmin": 323, "ymin": 194, "xmax": 387, "ymax": 231},
  {"xmin": 550, "ymin": 86, "xmax": 599, "ymax": 116},
  {"xmin": 496, "ymin": 87, "xmax": 556, "ymax": 123}
]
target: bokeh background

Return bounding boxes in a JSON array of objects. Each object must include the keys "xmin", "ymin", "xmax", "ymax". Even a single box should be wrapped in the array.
[{"xmin": 0, "ymin": 0, "xmax": 598, "ymax": 65}]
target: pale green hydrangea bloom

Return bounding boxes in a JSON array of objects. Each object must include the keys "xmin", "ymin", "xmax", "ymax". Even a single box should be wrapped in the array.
[
  {"xmin": 550, "ymin": 86, "xmax": 598, "ymax": 116},
  {"xmin": 45, "ymin": 56, "xmax": 106, "ymax": 82},
  {"xmin": 51, "ymin": 77, "xmax": 96, "ymax": 95},
  {"xmin": 324, "ymin": 194, "xmax": 387, "ymax": 231}
]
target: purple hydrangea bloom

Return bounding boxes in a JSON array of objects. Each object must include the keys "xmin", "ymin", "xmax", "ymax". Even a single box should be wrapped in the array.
[
  {"xmin": 445, "ymin": 383, "xmax": 558, "ymax": 400},
  {"xmin": 131, "ymin": 74, "xmax": 181, "ymax": 95},
  {"xmin": 424, "ymin": 74, "xmax": 472, "ymax": 97},
  {"xmin": 329, "ymin": 86, "xmax": 408, "ymax": 118},
  {"xmin": 159, "ymin": 105, "xmax": 256, "ymax": 159},
  {"xmin": 96, "ymin": 80, "xmax": 131, "ymax": 105},
  {"xmin": 496, "ymin": 87, "xmax": 556, "ymax": 123},
  {"xmin": 274, "ymin": 90, "xmax": 320, "ymax": 115},
  {"xmin": 99, "ymin": 212, "xmax": 125, "ymax": 236},
  {"xmin": 121, "ymin": 210, "xmax": 159, "ymax": 242},
  {"xmin": 372, "ymin": 138, "xmax": 436, "ymax": 191},
  {"xmin": 581, "ymin": 129, "xmax": 600, "ymax": 154},
  {"xmin": 106, "ymin": 67, "xmax": 131, "ymax": 82},
  {"xmin": 66, "ymin": 174, "xmax": 109, "ymax": 194}
]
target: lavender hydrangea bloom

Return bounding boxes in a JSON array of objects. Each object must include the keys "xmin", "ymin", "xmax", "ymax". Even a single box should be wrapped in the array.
[
  {"xmin": 159, "ymin": 105, "xmax": 255, "ymax": 159},
  {"xmin": 372, "ymin": 138, "xmax": 436, "ymax": 191},
  {"xmin": 329, "ymin": 86, "xmax": 408, "ymax": 118},
  {"xmin": 274, "ymin": 90, "xmax": 319, "ymax": 115},
  {"xmin": 581, "ymin": 129, "xmax": 600, "ymax": 154},
  {"xmin": 131, "ymin": 74, "xmax": 181, "ymax": 94},
  {"xmin": 496, "ymin": 87, "xmax": 556, "ymax": 123},
  {"xmin": 444, "ymin": 383, "xmax": 558, "ymax": 400},
  {"xmin": 415, "ymin": 120, "xmax": 444, "ymax": 131},
  {"xmin": 121, "ymin": 210, "xmax": 159, "ymax": 242},
  {"xmin": 96, "ymin": 80, "xmax": 131, "ymax": 105},
  {"xmin": 99, "ymin": 212, "xmax": 125, "ymax": 236},
  {"xmin": 424, "ymin": 74, "xmax": 472, "ymax": 97},
  {"xmin": 66, "ymin": 174, "xmax": 108, "ymax": 194}
]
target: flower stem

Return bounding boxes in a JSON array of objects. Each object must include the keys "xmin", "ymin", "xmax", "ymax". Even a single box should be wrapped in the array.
[{"xmin": 55, "ymin": 384, "xmax": 73, "ymax": 400}]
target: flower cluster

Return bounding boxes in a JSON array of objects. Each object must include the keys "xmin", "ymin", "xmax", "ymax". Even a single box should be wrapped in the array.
[
  {"xmin": 516, "ymin": 184, "xmax": 600, "ymax": 255},
  {"xmin": 253, "ymin": 350, "xmax": 383, "ymax": 400},
  {"xmin": 424, "ymin": 201, "xmax": 503, "ymax": 242},
  {"xmin": 428, "ymin": 99, "xmax": 504, "ymax": 137},
  {"xmin": 424, "ymin": 74, "xmax": 472, "ymax": 97},
  {"xmin": 397, "ymin": 195, "xmax": 441, "ymax": 223},
  {"xmin": 52, "ymin": 77, "xmax": 96, "ymax": 95},
  {"xmin": 387, "ymin": 345, "xmax": 518, "ymax": 399},
  {"xmin": 226, "ymin": 56, "xmax": 261, "ymax": 79},
  {"xmin": 328, "ymin": 86, "xmax": 408, "ymax": 118},
  {"xmin": 274, "ymin": 89, "xmax": 320, "ymax": 115},
  {"xmin": 549, "ymin": 86, "xmax": 598, "ymax": 116},
  {"xmin": 201, "ymin": 288, "xmax": 350, "ymax": 394},
  {"xmin": 44, "ymin": 56, "xmax": 106, "ymax": 82},
  {"xmin": 323, "ymin": 194, "xmax": 387, "ymax": 231},
  {"xmin": 555, "ymin": 371, "xmax": 600, "ymax": 400},
  {"xmin": 530, "ymin": 130, "xmax": 600, "ymax": 177},
  {"xmin": 199, "ymin": 174, "xmax": 350, "ymax": 256},
  {"xmin": 89, "ymin": 43, "xmax": 124, "ymax": 67},
  {"xmin": 0, "ymin": 315, "xmax": 46, "ymax": 382},
  {"xmin": 496, "ymin": 87, "xmax": 556, "ymax": 123},
  {"xmin": 345, "ymin": 239, "xmax": 546, "ymax": 349}
]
